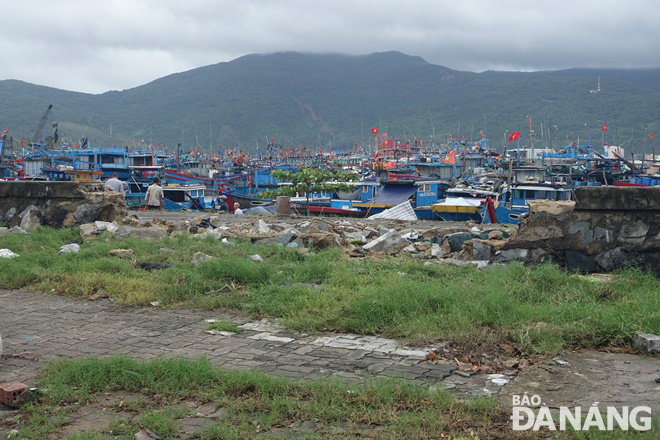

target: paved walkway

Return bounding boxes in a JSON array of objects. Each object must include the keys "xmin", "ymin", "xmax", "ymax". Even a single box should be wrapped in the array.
[
  {"xmin": 0, "ymin": 290, "xmax": 462, "ymax": 388},
  {"xmin": 3, "ymin": 289, "xmax": 657, "ymax": 418}
]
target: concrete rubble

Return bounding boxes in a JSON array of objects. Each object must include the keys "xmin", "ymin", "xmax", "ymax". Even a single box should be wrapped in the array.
[
  {"xmin": 2, "ymin": 183, "xmax": 656, "ymax": 275},
  {"xmin": 62, "ymin": 188, "xmax": 657, "ymax": 275}
]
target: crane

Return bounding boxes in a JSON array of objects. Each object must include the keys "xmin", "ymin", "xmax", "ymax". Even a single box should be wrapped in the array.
[{"xmin": 31, "ymin": 104, "xmax": 53, "ymax": 145}]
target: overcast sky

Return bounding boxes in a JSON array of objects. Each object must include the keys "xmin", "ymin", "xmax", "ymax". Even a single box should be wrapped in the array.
[{"xmin": 2, "ymin": 0, "xmax": 658, "ymax": 94}]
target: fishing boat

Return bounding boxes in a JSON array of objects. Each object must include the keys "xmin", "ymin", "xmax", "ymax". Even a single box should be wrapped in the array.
[
  {"xmin": 481, "ymin": 181, "xmax": 574, "ymax": 224},
  {"xmin": 126, "ymin": 184, "xmax": 207, "ymax": 211},
  {"xmin": 353, "ymin": 179, "xmax": 450, "ymax": 219}
]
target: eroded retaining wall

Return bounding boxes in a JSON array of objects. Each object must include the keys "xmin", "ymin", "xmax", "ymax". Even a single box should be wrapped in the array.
[
  {"xmin": 502, "ymin": 187, "xmax": 660, "ymax": 273},
  {"xmin": 0, "ymin": 181, "xmax": 127, "ymax": 228}
]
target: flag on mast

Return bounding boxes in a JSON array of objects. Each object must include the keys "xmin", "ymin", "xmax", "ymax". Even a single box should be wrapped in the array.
[
  {"xmin": 601, "ymin": 124, "xmax": 608, "ymax": 131},
  {"xmin": 508, "ymin": 132, "xmax": 520, "ymax": 142}
]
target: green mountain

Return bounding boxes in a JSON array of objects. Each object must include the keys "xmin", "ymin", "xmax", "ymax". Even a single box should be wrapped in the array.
[{"xmin": 1, "ymin": 51, "xmax": 659, "ymax": 153}]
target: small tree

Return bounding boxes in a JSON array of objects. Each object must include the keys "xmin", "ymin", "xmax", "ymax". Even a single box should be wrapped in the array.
[{"xmin": 259, "ymin": 167, "xmax": 357, "ymax": 215}]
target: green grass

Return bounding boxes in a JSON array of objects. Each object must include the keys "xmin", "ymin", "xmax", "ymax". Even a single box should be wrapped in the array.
[
  {"xmin": 207, "ymin": 320, "xmax": 242, "ymax": 333},
  {"xmin": 7, "ymin": 357, "xmax": 655, "ymax": 439},
  {"xmin": 6, "ymin": 356, "xmax": 504, "ymax": 439},
  {"xmin": 1, "ymin": 226, "xmax": 658, "ymax": 355}
]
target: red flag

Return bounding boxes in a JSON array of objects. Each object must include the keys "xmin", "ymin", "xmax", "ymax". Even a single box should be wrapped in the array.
[
  {"xmin": 526, "ymin": 116, "xmax": 531, "ymax": 127},
  {"xmin": 440, "ymin": 150, "xmax": 456, "ymax": 165},
  {"xmin": 1, "ymin": 128, "xmax": 8, "ymax": 134},
  {"xmin": 479, "ymin": 130, "xmax": 484, "ymax": 138},
  {"xmin": 601, "ymin": 124, "xmax": 607, "ymax": 131},
  {"xmin": 371, "ymin": 128, "xmax": 378, "ymax": 135},
  {"xmin": 649, "ymin": 132, "xmax": 654, "ymax": 141},
  {"xmin": 508, "ymin": 132, "xmax": 520, "ymax": 142},
  {"xmin": 382, "ymin": 132, "xmax": 388, "ymax": 138},
  {"xmin": 380, "ymin": 139, "xmax": 393, "ymax": 147}
]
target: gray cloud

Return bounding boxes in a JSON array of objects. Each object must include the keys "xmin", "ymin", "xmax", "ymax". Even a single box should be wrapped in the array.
[{"xmin": 1, "ymin": 0, "xmax": 658, "ymax": 93}]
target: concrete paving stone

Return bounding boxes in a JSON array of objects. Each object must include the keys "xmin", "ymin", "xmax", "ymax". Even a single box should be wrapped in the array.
[
  {"xmin": 275, "ymin": 354, "xmax": 313, "ymax": 366},
  {"xmin": 307, "ymin": 347, "xmax": 353, "ymax": 359},
  {"xmin": 366, "ymin": 363, "xmax": 392, "ymax": 374},
  {"xmin": 290, "ymin": 345, "xmax": 318, "ymax": 355},
  {"xmin": 275, "ymin": 365, "xmax": 317, "ymax": 374}
]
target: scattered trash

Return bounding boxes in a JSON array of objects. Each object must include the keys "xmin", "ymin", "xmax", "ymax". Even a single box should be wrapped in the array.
[
  {"xmin": 59, "ymin": 243, "xmax": 81, "ymax": 254},
  {"xmin": 487, "ymin": 374, "xmax": 510, "ymax": 386},
  {"xmin": 553, "ymin": 357, "xmax": 569, "ymax": 366},
  {"xmin": 248, "ymin": 254, "xmax": 264, "ymax": 262},
  {"xmin": 149, "ymin": 301, "xmax": 160, "ymax": 307},
  {"xmin": 205, "ymin": 330, "xmax": 234, "ymax": 336},
  {"xmin": 131, "ymin": 260, "xmax": 171, "ymax": 271},
  {"xmin": 0, "ymin": 249, "xmax": 19, "ymax": 258}
]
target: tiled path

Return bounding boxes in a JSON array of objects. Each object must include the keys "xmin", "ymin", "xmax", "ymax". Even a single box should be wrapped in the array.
[{"xmin": 1, "ymin": 290, "xmax": 466, "ymax": 387}]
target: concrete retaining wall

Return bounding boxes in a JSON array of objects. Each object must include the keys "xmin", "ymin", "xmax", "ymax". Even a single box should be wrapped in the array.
[
  {"xmin": 501, "ymin": 187, "xmax": 660, "ymax": 273},
  {"xmin": 0, "ymin": 181, "xmax": 127, "ymax": 228}
]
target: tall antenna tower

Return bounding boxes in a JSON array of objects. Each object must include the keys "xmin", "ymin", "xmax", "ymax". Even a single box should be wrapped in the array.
[{"xmin": 590, "ymin": 76, "xmax": 601, "ymax": 94}]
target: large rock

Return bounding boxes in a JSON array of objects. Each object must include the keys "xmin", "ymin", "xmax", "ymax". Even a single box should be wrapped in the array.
[
  {"xmin": 472, "ymin": 240, "xmax": 492, "ymax": 261},
  {"xmin": 109, "ymin": 249, "xmax": 134, "ymax": 259},
  {"xmin": 617, "ymin": 220, "xmax": 649, "ymax": 245},
  {"xmin": 250, "ymin": 220, "xmax": 273, "ymax": 235},
  {"xmin": 633, "ymin": 332, "xmax": 660, "ymax": 354},
  {"xmin": 363, "ymin": 230, "xmax": 409, "ymax": 255},
  {"xmin": 18, "ymin": 205, "xmax": 42, "ymax": 231},
  {"xmin": 568, "ymin": 222, "xmax": 594, "ymax": 244},
  {"xmin": 73, "ymin": 203, "xmax": 102, "ymax": 224},
  {"xmin": 192, "ymin": 252, "xmax": 215, "ymax": 265},
  {"xmin": 79, "ymin": 223, "xmax": 98, "ymax": 240},
  {"xmin": 493, "ymin": 248, "xmax": 529, "ymax": 264},
  {"xmin": 112, "ymin": 226, "xmax": 167, "ymax": 241},
  {"xmin": 594, "ymin": 247, "xmax": 646, "ymax": 271},
  {"xmin": 254, "ymin": 228, "xmax": 296, "ymax": 246},
  {"xmin": 564, "ymin": 250, "xmax": 596, "ymax": 273}
]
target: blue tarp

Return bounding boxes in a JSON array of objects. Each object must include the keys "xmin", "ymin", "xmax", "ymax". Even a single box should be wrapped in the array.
[
  {"xmin": 371, "ymin": 184, "xmax": 418, "ymax": 206},
  {"xmin": 244, "ymin": 205, "xmax": 277, "ymax": 215}
]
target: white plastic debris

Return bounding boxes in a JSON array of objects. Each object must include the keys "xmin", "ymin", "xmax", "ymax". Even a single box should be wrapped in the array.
[
  {"xmin": 553, "ymin": 357, "xmax": 569, "ymax": 365},
  {"xmin": 58, "ymin": 243, "xmax": 80, "ymax": 254},
  {"xmin": 0, "ymin": 249, "xmax": 19, "ymax": 258},
  {"xmin": 470, "ymin": 226, "xmax": 480, "ymax": 233}
]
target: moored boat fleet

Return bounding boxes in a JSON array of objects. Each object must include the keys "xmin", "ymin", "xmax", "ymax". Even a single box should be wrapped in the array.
[{"xmin": 1, "ymin": 137, "xmax": 659, "ymax": 224}]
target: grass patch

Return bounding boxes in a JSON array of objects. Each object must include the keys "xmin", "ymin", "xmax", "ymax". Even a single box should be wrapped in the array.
[
  {"xmin": 10, "ymin": 357, "xmax": 508, "ymax": 439},
  {"xmin": 7, "ymin": 357, "xmax": 655, "ymax": 439},
  {"xmin": 1, "ymin": 227, "xmax": 658, "ymax": 355},
  {"xmin": 207, "ymin": 320, "xmax": 242, "ymax": 333}
]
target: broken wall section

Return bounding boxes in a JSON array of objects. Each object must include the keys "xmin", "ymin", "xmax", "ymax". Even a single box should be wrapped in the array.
[
  {"xmin": 501, "ymin": 187, "xmax": 660, "ymax": 273},
  {"xmin": 0, "ymin": 181, "xmax": 127, "ymax": 229}
]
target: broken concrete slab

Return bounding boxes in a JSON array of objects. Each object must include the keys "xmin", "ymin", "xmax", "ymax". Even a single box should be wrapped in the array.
[
  {"xmin": 363, "ymin": 230, "xmax": 409, "ymax": 255},
  {"xmin": 633, "ymin": 332, "xmax": 660, "ymax": 354},
  {"xmin": 112, "ymin": 226, "xmax": 167, "ymax": 241}
]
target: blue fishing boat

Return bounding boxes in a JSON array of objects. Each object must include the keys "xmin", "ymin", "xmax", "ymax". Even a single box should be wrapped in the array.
[{"xmin": 481, "ymin": 182, "xmax": 574, "ymax": 224}]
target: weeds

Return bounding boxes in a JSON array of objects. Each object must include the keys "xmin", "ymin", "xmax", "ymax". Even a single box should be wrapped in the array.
[{"xmin": 1, "ymin": 227, "xmax": 658, "ymax": 355}]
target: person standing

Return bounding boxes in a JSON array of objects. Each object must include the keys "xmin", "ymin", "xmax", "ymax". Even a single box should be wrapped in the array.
[
  {"xmin": 144, "ymin": 177, "xmax": 164, "ymax": 210},
  {"xmin": 104, "ymin": 172, "xmax": 125, "ymax": 195},
  {"xmin": 217, "ymin": 195, "xmax": 230, "ymax": 212}
]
